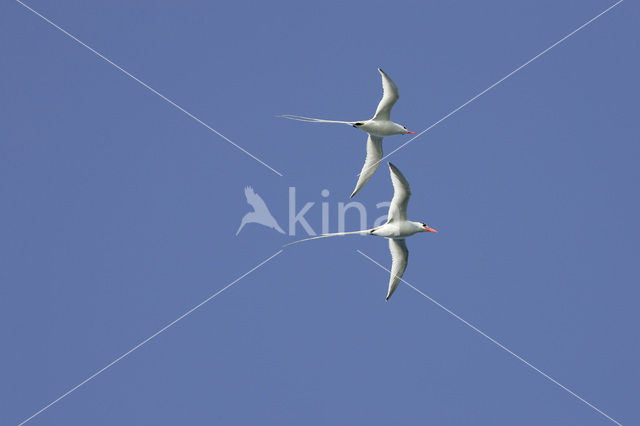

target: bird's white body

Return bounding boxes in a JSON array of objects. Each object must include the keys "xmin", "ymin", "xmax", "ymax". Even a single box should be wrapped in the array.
[
  {"xmin": 284, "ymin": 163, "xmax": 437, "ymax": 300},
  {"xmin": 355, "ymin": 120, "xmax": 408, "ymax": 138},
  {"xmin": 371, "ymin": 221, "xmax": 426, "ymax": 239},
  {"xmin": 281, "ymin": 68, "xmax": 415, "ymax": 197}
]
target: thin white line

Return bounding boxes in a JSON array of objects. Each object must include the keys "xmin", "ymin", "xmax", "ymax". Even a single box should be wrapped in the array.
[
  {"xmin": 356, "ymin": 249, "xmax": 622, "ymax": 426},
  {"xmin": 15, "ymin": 0, "xmax": 284, "ymax": 177},
  {"xmin": 18, "ymin": 249, "xmax": 284, "ymax": 426},
  {"xmin": 361, "ymin": 0, "xmax": 624, "ymax": 176}
]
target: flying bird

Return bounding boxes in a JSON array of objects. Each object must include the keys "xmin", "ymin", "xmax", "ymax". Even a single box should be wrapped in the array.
[
  {"xmin": 284, "ymin": 163, "xmax": 437, "ymax": 300},
  {"xmin": 236, "ymin": 186, "xmax": 285, "ymax": 235},
  {"xmin": 280, "ymin": 68, "xmax": 416, "ymax": 198}
]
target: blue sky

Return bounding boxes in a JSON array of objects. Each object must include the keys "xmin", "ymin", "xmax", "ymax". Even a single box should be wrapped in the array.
[{"xmin": 2, "ymin": 1, "xmax": 638, "ymax": 425}]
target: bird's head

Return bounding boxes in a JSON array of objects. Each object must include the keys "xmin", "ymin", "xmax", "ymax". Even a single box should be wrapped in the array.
[
  {"xmin": 420, "ymin": 222, "xmax": 438, "ymax": 233},
  {"xmin": 402, "ymin": 125, "xmax": 416, "ymax": 135}
]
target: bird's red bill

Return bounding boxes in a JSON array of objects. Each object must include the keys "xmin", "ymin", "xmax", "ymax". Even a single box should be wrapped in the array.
[
  {"xmin": 407, "ymin": 130, "xmax": 417, "ymax": 134},
  {"xmin": 424, "ymin": 226, "xmax": 438, "ymax": 233}
]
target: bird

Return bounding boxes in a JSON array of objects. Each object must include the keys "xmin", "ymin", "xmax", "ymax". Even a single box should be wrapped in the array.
[
  {"xmin": 280, "ymin": 68, "xmax": 416, "ymax": 198},
  {"xmin": 284, "ymin": 162, "xmax": 437, "ymax": 300},
  {"xmin": 236, "ymin": 186, "xmax": 285, "ymax": 235}
]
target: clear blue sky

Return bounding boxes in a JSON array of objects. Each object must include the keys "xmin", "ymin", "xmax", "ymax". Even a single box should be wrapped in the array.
[{"xmin": 2, "ymin": 1, "xmax": 638, "ymax": 425}]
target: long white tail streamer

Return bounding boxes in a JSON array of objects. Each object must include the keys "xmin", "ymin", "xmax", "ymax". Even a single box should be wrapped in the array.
[
  {"xmin": 283, "ymin": 229, "xmax": 372, "ymax": 247},
  {"xmin": 278, "ymin": 114, "xmax": 355, "ymax": 126}
]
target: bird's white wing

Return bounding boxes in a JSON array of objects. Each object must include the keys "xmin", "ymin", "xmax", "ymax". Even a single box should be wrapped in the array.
[
  {"xmin": 350, "ymin": 135, "xmax": 384, "ymax": 198},
  {"xmin": 386, "ymin": 238, "xmax": 408, "ymax": 300},
  {"xmin": 372, "ymin": 68, "xmax": 400, "ymax": 121},
  {"xmin": 387, "ymin": 162, "xmax": 411, "ymax": 222}
]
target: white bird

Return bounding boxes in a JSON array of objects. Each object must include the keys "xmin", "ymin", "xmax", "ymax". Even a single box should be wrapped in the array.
[
  {"xmin": 280, "ymin": 68, "xmax": 416, "ymax": 198},
  {"xmin": 284, "ymin": 163, "xmax": 437, "ymax": 300},
  {"xmin": 236, "ymin": 186, "xmax": 285, "ymax": 235}
]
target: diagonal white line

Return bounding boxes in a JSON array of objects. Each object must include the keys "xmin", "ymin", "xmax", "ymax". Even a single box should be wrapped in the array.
[
  {"xmin": 18, "ymin": 249, "xmax": 284, "ymax": 426},
  {"xmin": 360, "ymin": 0, "xmax": 624, "ymax": 177},
  {"xmin": 15, "ymin": 0, "xmax": 284, "ymax": 177},
  {"xmin": 356, "ymin": 249, "xmax": 622, "ymax": 426}
]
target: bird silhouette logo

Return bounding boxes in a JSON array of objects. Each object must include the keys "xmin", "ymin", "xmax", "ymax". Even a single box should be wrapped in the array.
[{"xmin": 236, "ymin": 186, "xmax": 285, "ymax": 235}]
